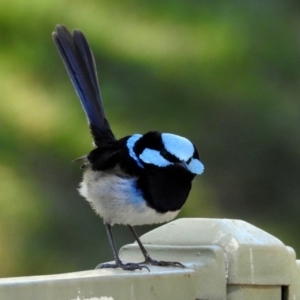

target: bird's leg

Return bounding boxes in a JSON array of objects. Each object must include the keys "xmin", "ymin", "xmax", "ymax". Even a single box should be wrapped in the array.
[
  {"xmin": 96, "ymin": 223, "xmax": 149, "ymax": 271},
  {"xmin": 128, "ymin": 225, "xmax": 184, "ymax": 268}
]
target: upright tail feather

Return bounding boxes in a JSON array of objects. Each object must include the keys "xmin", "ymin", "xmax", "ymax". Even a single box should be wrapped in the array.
[{"xmin": 52, "ymin": 25, "xmax": 115, "ymax": 145}]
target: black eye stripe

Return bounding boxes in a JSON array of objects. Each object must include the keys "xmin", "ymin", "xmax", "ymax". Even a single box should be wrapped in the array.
[
  {"xmin": 193, "ymin": 146, "xmax": 200, "ymax": 160},
  {"xmin": 160, "ymin": 149, "xmax": 180, "ymax": 163}
]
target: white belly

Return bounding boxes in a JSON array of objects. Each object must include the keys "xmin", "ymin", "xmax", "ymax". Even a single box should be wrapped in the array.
[{"xmin": 79, "ymin": 169, "xmax": 179, "ymax": 226}]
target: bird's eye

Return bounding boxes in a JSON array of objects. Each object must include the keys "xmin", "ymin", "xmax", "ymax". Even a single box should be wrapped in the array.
[{"xmin": 160, "ymin": 149, "xmax": 180, "ymax": 163}]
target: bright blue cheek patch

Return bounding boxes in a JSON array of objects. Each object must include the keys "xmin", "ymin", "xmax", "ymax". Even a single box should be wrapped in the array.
[
  {"xmin": 188, "ymin": 159, "xmax": 204, "ymax": 174},
  {"xmin": 161, "ymin": 133, "xmax": 194, "ymax": 161},
  {"xmin": 139, "ymin": 148, "xmax": 172, "ymax": 167}
]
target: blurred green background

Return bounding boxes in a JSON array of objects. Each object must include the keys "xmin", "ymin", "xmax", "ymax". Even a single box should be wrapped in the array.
[{"xmin": 1, "ymin": 0, "xmax": 300, "ymax": 277}]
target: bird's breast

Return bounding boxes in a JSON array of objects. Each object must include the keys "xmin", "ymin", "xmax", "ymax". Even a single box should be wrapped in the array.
[{"xmin": 79, "ymin": 168, "xmax": 179, "ymax": 225}]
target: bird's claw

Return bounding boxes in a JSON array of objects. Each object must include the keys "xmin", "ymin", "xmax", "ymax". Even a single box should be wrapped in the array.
[
  {"xmin": 144, "ymin": 257, "xmax": 185, "ymax": 268},
  {"xmin": 96, "ymin": 261, "xmax": 150, "ymax": 272}
]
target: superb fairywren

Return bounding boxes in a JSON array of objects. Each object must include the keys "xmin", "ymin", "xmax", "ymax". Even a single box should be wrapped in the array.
[{"xmin": 52, "ymin": 25, "xmax": 204, "ymax": 271}]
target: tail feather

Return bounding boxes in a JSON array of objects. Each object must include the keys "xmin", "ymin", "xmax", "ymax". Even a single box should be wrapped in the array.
[{"xmin": 52, "ymin": 25, "xmax": 115, "ymax": 145}]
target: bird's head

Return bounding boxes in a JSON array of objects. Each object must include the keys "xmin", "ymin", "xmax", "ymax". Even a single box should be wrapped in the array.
[{"xmin": 126, "ymin": 131, "xmax": 204, "ymax": 175}]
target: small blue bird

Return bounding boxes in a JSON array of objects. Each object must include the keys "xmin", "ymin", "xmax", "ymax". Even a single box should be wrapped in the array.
[{"xmin": 52, "ymin": 25, "xmax": 204, "ymax": 271}]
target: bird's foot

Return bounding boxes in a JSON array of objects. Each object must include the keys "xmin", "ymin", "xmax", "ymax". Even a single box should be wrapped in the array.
[
  {"xmin": 96, "ymin": 261, "xmax": 150, "ymax": 272},
  {"xmin": 144, "ymin": 257, "xmax": 185, "ymax": 268}
]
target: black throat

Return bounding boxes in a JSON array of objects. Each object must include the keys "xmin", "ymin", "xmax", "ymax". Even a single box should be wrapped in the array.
[{"xmin": 137, "ymin": 165, "xmax": 195, "ymax": 213}]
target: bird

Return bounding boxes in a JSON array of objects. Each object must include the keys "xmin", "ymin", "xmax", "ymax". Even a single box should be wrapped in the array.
[{"xmin": 52, "ymin": 24, "xmax": 204, "ymax": 271}]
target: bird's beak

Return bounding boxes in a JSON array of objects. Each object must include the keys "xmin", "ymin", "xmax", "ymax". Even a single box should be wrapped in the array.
[{"xmin": 174, "ymin": 161, "xmax": 189, "ymax": 171}]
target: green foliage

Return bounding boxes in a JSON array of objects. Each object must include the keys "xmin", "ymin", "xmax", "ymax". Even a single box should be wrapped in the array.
[{"xmin": 0, "ymin": 0, "xmax": 300, "ymax": 277}]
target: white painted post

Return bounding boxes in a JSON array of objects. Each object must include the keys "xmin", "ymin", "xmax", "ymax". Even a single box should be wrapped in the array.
[{"xmin": 0, "ymin": 218, "xmax": 299, "ymax": 300}]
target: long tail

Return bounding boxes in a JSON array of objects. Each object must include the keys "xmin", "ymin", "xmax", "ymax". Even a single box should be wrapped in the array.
[{"xmin": 52, "ymin": 25, "xmax": 115, "ymax": 145}]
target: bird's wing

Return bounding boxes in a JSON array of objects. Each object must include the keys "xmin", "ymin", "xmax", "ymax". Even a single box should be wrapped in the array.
[{"xmin": 52, "ymin": 25, "xmax": 115, "ymax": 145}]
